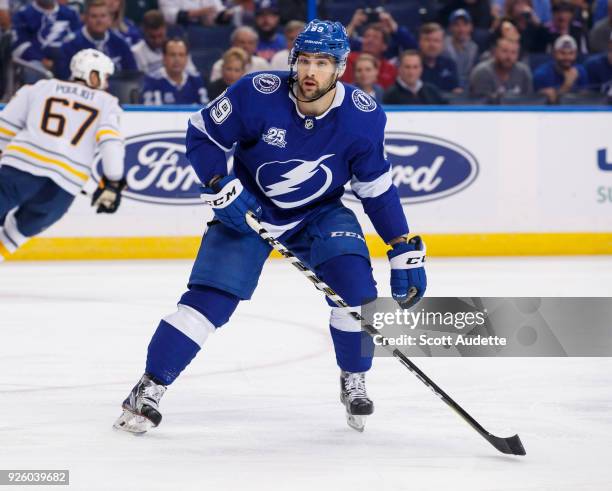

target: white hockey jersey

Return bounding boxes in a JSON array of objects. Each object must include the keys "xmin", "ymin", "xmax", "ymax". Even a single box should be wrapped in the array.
[{"xmin": 0, "ymin": 79, "xmax": 123, "ymax": 195}]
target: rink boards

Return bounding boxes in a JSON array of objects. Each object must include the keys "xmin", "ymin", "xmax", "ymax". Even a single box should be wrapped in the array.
[{"xmin": 5, "ymin": 105, "xmax": 612, "ymax": 259}]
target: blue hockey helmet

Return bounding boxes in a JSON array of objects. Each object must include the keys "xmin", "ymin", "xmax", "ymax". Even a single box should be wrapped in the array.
[{"xmin": 289, "ymin": 20, "xmax": 350, "ymax": 74}]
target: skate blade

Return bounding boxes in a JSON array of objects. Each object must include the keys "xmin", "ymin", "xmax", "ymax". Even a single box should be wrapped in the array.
[
  {"xmin": 346, "ymin": 413, "xmax": 366, "ymax": 432},
  {"xmin": 113, "ymin": 409, "xmax": 155, "ymax": 435}
]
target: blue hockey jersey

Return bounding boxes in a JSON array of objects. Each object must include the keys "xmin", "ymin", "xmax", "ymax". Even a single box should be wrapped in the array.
[
  {"xmin": 186, "ymin": 72, "xmax": 409, "ymax": 242},
  {"xmin": 55, "ymin": 27, "xmax": 138, "ymax": 80},
  {"xmin": 11, "ymin": 3, "xmax": 81, "ymax": 62},
  {"xmin": 112, "ymin": 18, "xmax": 142, "ymax": 47},
  {"xmin": 141, "ymin": 68, "xmax": 209, "ymax": 105}
]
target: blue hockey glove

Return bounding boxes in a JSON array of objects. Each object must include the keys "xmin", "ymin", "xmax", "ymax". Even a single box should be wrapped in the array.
[
  {"xmin": 200, "ymin": 175, "xmax": 262, "ymax": 234},
  {"xmin": 387, "ymin": 236, "xmax": 427, "ymax": 309}
]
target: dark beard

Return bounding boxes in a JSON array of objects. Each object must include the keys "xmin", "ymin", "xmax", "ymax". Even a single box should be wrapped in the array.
[{"xmin": 298, "ymin": 77, "xmax": 334, "ymax": 101}]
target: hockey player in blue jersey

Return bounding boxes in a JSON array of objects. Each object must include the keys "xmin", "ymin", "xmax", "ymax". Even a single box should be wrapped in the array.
[{"xmin": 114, "ymin": 20, "xmax": 427, "ymax": 434}]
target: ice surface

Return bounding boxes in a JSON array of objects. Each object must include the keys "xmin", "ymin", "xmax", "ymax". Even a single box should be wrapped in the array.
[{"xmin": 1, "ymin": 257, "xmax": 612, "ymax": 490}]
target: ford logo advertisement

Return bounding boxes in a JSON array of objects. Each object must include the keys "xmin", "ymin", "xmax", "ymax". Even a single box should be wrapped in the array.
[
  {"xmin": 93, "ymin": 131, "xmax": 202, "ymax": 205},
  {"xmin": 347, "ymin": 132, "xmax": 479, "ymax": 204},
  {"xmin": 94, "ymin": 131, "xmax": 477, "ymax": 205}
]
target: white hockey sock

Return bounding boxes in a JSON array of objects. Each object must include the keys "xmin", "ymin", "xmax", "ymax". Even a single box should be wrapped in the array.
[{"xmin": 163, "ymin": 304, "xmax": 216, "ymax": 347}]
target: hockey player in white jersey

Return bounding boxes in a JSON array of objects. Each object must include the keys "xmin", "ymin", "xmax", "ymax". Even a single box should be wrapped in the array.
[{"xmin": 0, "ymin": 49, "xmax": 126, "ymax": 261}]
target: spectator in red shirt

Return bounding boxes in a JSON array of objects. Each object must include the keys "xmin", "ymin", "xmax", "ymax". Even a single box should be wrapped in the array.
[{"xmin": 341, "ymin": 24, "xmax": 397, "ymax": 89}]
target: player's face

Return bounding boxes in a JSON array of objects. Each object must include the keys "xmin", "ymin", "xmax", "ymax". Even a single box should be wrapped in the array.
[
  {"xmin": 354, "ymin": 60, "xmax": 378, "ymax": 87},
  {"xmin": 88, "ymin": 71, "xmax": 102, "ymax": 90},
  {"xmin": 494, "ymin": 40, "xmax": 519, "ymax": 69},
  {"xmin": 86, "ymin": 6, "xmax": 112, "ymax": 36},
  {"xmin": 554, "ymin": 48, "xmax": 576, "ymax": 70},
  {"xmin": 145, "ymin": 27, "xmax": 166, "ymax": 50},
  {"xmin": 419, "ymin": 31, "xmax": 444, "ymax": 58},
  {"xmin": 163, "ymin": 41, "xmax": 188, "ymax": 76},
  {"xmin": 296, "ymin": 54, "xmax": 337, "ymax": 101},
  {"xmin": 399, "ymin": 55, "xmax": 422, "ymax": 85},
  {"xmin": 233, "ymin": 32, "xmax": 257, "ymax": 56},
  {"xmin": 222, "ymin": 58, "xmax": 245, "ymax": 85}
]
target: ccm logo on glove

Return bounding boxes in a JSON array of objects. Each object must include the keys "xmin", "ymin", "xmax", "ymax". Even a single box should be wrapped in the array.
[
  {"xmin": 389, "ymin": 245, "xmax": 426, "ymax": 270},
  {"xmin": 201, "ymin": 179, "xmax": 243, "ymax": 208}
]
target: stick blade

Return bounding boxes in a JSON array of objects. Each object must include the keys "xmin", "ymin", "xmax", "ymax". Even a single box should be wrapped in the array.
[{"xmin": 486, "ymin": 433, "xmax": 526, "ymax": 455}]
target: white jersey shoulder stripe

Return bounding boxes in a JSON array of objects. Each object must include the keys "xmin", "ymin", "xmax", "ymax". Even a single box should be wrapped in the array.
[{"xmin": 350, "ymin": 168, "xmax": 393, "ymax": 199}]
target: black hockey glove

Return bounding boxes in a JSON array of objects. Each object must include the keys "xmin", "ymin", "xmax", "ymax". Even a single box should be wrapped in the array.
[{"xmin": 91, "ymin": 177, "xmax": 127, "ymax": 214}]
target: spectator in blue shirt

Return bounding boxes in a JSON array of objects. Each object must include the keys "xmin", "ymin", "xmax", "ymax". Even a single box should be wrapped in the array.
[
  {"xmin": 141, "ymin": 38, "xmax": 208, "ymax": 105},
  {"xmin": 56, "ymin": 0, "xmax": 137, "ymax": 80},
  {"xmin": 254, "ymin": 0, "xmax": 285, "ymax": 62},
  {"xmin": 11, "ymin": 0, "xmax": 81, "ymax": 79},
  {"xmin": 418, "ymin": 22, "xmax": 461, "ymax": 93},
  {"xmin": 533, "ymin": 34, "xmax": 589, "ymax": 103},
  {"xmin": 107, "ymin": 0, "xmax": 142, "ymax": 47},
  {"xmin": 585, "ymin": 35, "xmax": 612, "ymax": 94}
]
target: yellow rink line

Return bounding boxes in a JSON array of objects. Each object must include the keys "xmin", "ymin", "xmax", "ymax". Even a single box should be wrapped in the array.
[{"xmin": 4, "ymin": 233, "xmax": 612, "ymax": 261}]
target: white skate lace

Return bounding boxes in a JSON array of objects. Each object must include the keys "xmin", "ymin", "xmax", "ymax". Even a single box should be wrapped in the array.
[
  {"xmin": 345, "ymin": 373, "xmax": 368, "ymax": 402},
  {"xmin": 139, "ymin": 381, "xmax": 166, "ymax": 408}
]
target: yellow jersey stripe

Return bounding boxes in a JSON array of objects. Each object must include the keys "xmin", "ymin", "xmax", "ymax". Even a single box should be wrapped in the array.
[
  {"xmin": 5, "ymin": 144, "xmax": 88, "ymax": 181},
  {"xmin": 0, "ymin": 126, "xmax": 16, "ymax": 137},
  {"xmin": 96, "ymin": 129, "xmax": 120, "ymax": 141},
  {"xmin": 0, "ymin": 241, "xmax": 11, "ymax": 258}
]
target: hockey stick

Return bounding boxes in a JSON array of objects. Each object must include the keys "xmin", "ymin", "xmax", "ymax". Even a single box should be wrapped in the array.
[{"xmin": 245, "ymin": 211, "xmax": 526, "ymax": 456}]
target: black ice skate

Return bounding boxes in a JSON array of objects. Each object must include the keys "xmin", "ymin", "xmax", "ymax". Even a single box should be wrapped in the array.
[
  {"xmin": 340, "ymin": 370, "xmax": 374, "ymax": 432},
  {"xmin": 113, "ymin": 374, "xmax": 167, "ymax": 434}
]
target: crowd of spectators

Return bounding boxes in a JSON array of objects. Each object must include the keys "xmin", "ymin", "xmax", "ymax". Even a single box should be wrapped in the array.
[{"xmin": 0, "ymin": 0, "xmax": 609, "ymax": 105}]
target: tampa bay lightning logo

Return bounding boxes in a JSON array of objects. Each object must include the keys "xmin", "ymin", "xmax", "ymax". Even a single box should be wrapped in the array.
[
  {"xmin": 253, "ymin": 74, "xmax": 281, "ymax": 94},
  {"xmin": 38, "ymin": 17, "xmax": 71, "ymax": 49},
  {"xmin": 351, "ymin": 89, "xmax": 377, "ymax": 112},
  {"xmin": 255, "ymin": 154, "xmax": 334, "ymax": 208}
]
